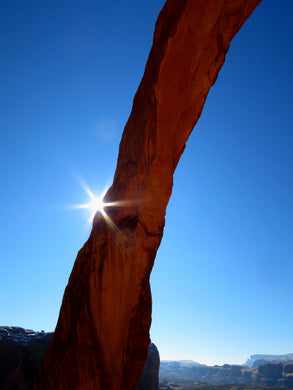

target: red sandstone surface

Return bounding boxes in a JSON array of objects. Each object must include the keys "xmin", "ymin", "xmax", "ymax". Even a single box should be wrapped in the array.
[{"xmin": 34, "ymin": 1, "xmax": 262, "ymax": 389}]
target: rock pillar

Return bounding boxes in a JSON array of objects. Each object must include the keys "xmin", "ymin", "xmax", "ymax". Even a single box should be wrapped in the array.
[{"xmin": 34, "ymin": 1, "xmax": 262, "ymax": 389}]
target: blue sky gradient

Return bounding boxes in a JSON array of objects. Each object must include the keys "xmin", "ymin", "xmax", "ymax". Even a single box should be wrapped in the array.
[{"xmin": 0, "ymin": 1, "xmax": 292, "ymax": 365}]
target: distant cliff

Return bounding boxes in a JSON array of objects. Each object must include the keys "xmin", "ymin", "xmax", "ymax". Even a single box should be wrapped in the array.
[
  {"xmin": 245, "ymin": 354, "xmax": 293, "ymax": 368},
  {"xmin": 160, "ymin": 360, "xmax": 293, "ymax": 389}
]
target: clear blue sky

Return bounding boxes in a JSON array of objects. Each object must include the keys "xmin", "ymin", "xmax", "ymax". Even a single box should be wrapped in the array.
[{"xmin": 0, "ymin": 1, "xmax": 292, "ymax": 366}]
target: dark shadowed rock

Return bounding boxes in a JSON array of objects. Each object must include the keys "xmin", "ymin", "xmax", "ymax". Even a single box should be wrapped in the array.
[
  {"xmin": 284, "ymin": 363, "xmax": 293, "ymax": 375},
  {"xmin": 258, "ymin": 362, "xmax": 283, "ymax": 379},
  {"xmin": 137, "ymin": 343, "xmax": 160, "ymax": 390},
  {"xmin": 0, "ymin": 327, "xmax": 53, "ymax": 390},
  {"xmin": 0, "ymin": 327, "xmax": 159, "ymax": 390}
]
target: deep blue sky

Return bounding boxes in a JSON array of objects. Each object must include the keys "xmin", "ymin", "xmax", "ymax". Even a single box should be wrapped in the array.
[{"xmin": 0, "ymin": 1, "xmax": 292, "ymax": 365}]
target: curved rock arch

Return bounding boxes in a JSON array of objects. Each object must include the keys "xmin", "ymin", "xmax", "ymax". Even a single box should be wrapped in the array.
[{"xmin": 34, "ymin": 1, "xmax": 263, "ymax": 389}]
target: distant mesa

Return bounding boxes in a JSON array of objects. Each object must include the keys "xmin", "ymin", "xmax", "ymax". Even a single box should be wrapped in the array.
[
  {"xmin": 245, "ymin": 354, "xmax": 293, "ymax": 368},
  {"xmin": 163, "ymin": 360, "xmax": 204, "ymax": 367}
]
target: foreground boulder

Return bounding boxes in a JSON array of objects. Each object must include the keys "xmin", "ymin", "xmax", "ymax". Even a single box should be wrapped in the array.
[
  {"xmin": 34, "ymin": 1, "xmax": 262, "ymax": 389},
  {"xmin": 137, "ymin": 343, "xmax": 160, "ymax": 390},
  {"xmin": 0, "ymin": 327, "xmax": 159, "ymax": 390}
]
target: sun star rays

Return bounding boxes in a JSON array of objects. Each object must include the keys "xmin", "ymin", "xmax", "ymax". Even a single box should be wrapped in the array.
[
  {"xmin": 71, "ymin": 178, "xmax": 137, "ymax": 240},
  {"xmin": 74, "ymin": 185, "xmax": 107, "ymax": 223}
]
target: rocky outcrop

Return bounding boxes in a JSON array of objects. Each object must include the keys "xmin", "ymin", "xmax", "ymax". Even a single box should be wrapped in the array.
[
  {"xmin": 137, "ymin": 343, "xmax": 160, "ymax": 390},
  {"xmin": 0, "ymin": 327, "xmax": 159, "ymax": 390},
  {"xmin": 34, "ymin": 1, "xmax": 262, "ymax": 389},
  {"xmin": 0, "ymin": 327, "xmax": 53, "ymax": 390}
]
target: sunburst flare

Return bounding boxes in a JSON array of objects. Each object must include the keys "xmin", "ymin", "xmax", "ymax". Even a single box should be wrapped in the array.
[{"xmin": 71, "ymin": 179, "xmax": 137, "ymax": 241}]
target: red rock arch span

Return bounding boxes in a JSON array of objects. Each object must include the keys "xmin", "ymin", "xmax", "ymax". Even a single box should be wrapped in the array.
[{"xmin": 34, "ymin": 1, "xmax": 262, "ymax": 389}]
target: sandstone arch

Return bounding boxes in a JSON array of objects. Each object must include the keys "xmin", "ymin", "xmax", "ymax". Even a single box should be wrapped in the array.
[{"xmin": 34, "ymin": 1, "xmax": 263, "ymax": 389}]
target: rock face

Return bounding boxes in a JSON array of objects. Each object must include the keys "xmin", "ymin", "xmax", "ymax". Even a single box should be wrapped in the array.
[
  {"xmin": 137, "ymin": 343, "xmax": 160, "ymax": 390},
  {"xmin": 0, "ymin": 327, "xmax": 159, "ymax": 390},
  {"xmin": 34, "ymin": 1, "xmax": 262, "ymax": 389}
]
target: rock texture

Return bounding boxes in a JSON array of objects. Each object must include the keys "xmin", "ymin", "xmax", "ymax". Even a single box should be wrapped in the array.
[
  {"xmin": 0, "ymin": 327, "xmax": 159, "ymax": 390},
  {"xmin": 34, "ymin": 1, "xmax": 262, "ymax": 389}
]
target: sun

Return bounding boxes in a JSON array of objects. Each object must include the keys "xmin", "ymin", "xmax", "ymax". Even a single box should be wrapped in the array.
[
  {"xmin": 72, "ymin": 181, "xmax": 108, "ymax": 223},
  {"xmin": 86, "ymin": 193, "xmax": 105, "ymax": 221},
  {"xmin": 70, "ymin": 177, "xmax": 138, "ymax": 241},
  {"xmin": 88, "ymin": 195, "xmax": 104, "ymax": 214},
  {"xmin": 71, "ymin": 176, "xmax": 135, "ymax": 234}
]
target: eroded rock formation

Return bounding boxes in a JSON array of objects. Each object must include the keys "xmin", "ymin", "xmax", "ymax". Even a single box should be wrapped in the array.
[{"xmin": 34, "ymin": 1, "xmax": 262, "ymax": 389}]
